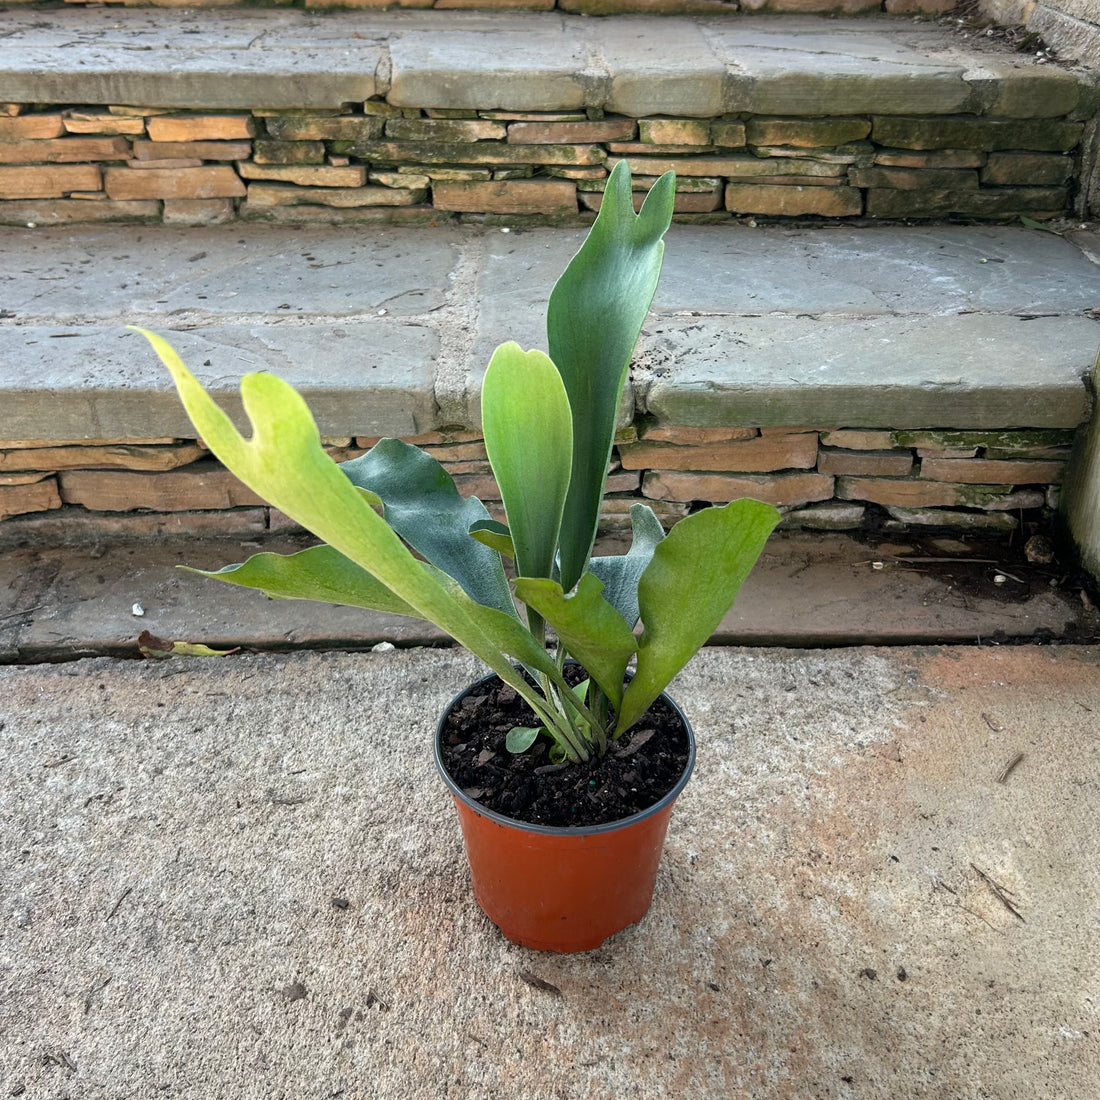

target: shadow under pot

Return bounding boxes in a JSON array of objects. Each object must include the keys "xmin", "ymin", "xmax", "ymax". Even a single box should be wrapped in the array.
[{"xmin": 434, "ymin": 670, "xmax": 696, "ymax": 953}]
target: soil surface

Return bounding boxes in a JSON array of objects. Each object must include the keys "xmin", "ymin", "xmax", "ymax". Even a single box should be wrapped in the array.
[{"xmin": 438, "ymin": 669, "xmax": 691, "ymax": 829}]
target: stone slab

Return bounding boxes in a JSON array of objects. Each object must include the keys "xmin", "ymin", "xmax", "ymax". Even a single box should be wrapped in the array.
[
  {"xmin": 638, "ymin": 313, "xmax": 1100, "ymax": 429},
  {"xmin": 3, "ymin": 221, "xmax": 1099, "ymax": 440},
  {"xmin": 1, "ymin": 641, "xmax": 1098, "ymax": 1096},
  {"xmin": 0, "ymin": 9, "xmax": 1088, "ymax": 118},
  {"xmin": 0, "ymin": 531, "xmax": 1092, "ymax": 660},
  {"xmin": 0, "ymin": 324, "xmax": 440, "ymax": 441},
  {"xmin": 652, "ymin": 225, "xmax": 1100, "ymax": 317}
]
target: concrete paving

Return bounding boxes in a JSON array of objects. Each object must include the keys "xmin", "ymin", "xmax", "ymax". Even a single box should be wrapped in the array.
[
  {"xmin": 0, "ymin": 10, "xmax": 1088, "ymax": 115},
  {"xmin": 1, "ymin": 643, "xmax": 1098, "ymax": 1098},
  {"xmin": 3, "ymin": 223, "xmax": 1099, "ymax": 440}
]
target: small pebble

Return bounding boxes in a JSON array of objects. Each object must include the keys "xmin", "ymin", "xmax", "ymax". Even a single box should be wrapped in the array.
[{"xmin": 131, "ymin": 603, "xmax": 145, "ymax": 617}]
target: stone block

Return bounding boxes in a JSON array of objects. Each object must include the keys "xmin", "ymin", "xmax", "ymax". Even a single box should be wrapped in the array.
[
  {"xmin": 0, "ymin": 164, "xmax": 102, "ymax": 200},
  {"xmin": 0, "ymin": 443, "xmax": 205, "ymax": 473},
  {"xmin": 615, "ymin": 154, "xmax": 845, "ymax": 179},
  {"xmin": 866, "ymin": 188, "xmax": 1069, "ymax": 219},
  {"xmin": 916, "ymin": 447, "xmax": 979, "ymax": 460},
  {"xmin": 0, "ymin": 478, "xmax": 61, "ymax": 520},
  {"xmin": 778, "ymin": 502, "xmax": 866, "ymax": 531},
  {"xmin": 640, "ymin": 425, "xmax": 759, "ymax": 445},
  {"xmin": 339, "ymin": 141, "xmax": 604, "ymax": 167},
  {"xmin": 819, "ymin": 430, "xmax": 895, "ymax": 451},
  {"xmin": 162, "ymin": 199, "xmax": 235, "ymax": 225},
  {"xmin": 607, "ymin": 143, "xmax": 718, "ymax": 156},
  {"xmin": 725, "ymin": 183, "xmax": 862, "ymax": 216},
  {"xmin": 893, "ymin": 429, "xmax": 1077, "ymax": 451},
  {"xmin": 619, "ymin": 433, "xmax": 817, "ymax": 472},
  {"xmin": 547, "ymin": 166, "xmax": 608, "ymax": 180},
  {"xmin": 883, "ymin": 506, "xmax": 1017, "ymax": 530},
  {"xmin": 264, "ymin": 116, "xmax": 384, "ymax": 141},
  {"xmin": 433, "ymin": 179, "xmax": 577, "ymax": 214},
  {"xmin": 818, "ymin": 449, "xmax": 915, "ymax": 477},
  {"xmin": 146, "ymin": 115, "xmax": 257, "ymax": 142},
  {"xmin": 253, "ymin": 141, "xmax": 327, "ymax": 165},
  {"xmin": 836, "ymin": 476, "xmax": 1032, "ymax": 509},
  {"xmin": 752, "ymin": 144, "xmax": 872, "ymax": 165},
  {"xmin": 581, "ymin": 187, "xmax": 721, "ymax": 214},
  {"xmin": 0, "ymin": 137, "xmax": 130, "ymax": 164},
  {"xmin": 871, "ymin": 117, "xmax": 1083, "ymax": 153},
  {"xmin": 709, "ymin": 122, "xmax": 747, "ymax": 148},
  {"xmin": 507, "ymin": 120, "xmax": 636, "ymax": 144},
  {"xmin": 131, "ymin": 141, "xmax": 252, "ymax": 161},
  {"xmin": 638, "ymin": 119, "xmax": 711, "ymax": 146},
  {"xmin": 371, "ymin": 171, "xmax": 430, "ymax": 190},
  {"xmin": 239, "ymin": 163, "xmax": 367, "ymax": 187},
  {"xmin": 0, "ymin": 199, "xmax": 160, "ymax": 225},
  {"xmin": 436, "ymin": 0, "xmax": 555, "ymax": 8},
  {"xmin": 388, "ymin": 33, "xmax": 587, "ymax": 112},
  {"xmin": 598, "ymin": 21, "xmax": 725, "ymax": 117},
  {"xmin": 104, "ymin": 167, "xmax": 246, "ymax": 201},
  {"xmin": 240, "ymin": 204, "xmax": 447, "ymax": 226},
  {"xmin": 63, "ymin": 112, "xmax": 147, "ymax": 136},
  {"xmin": 0, "ymin": 114, "xmax": 64, "ymax": 140},
  {"xmin": 245, "ymin": 183, "xmax": 426, "ymax": 208},
  {"xmin": 746, "ymin": 117, "xmax": 871, "ymax": 147},
  {"xmin": 564, "ymin": 0, "xmax": 733, "ymax": 10},
  {"xmin": 978, "ymin": 66, "xmax": 1082, "ymax": 120},
  {"xmin": 59, "ymin": 465, "xmax": 264, "ymax": 512},
  {"xmin": 874, "ymin": 149, "xmax": 985, "ymax": 169},
  {"xmin": 982, "ymin": 153, "xmax": 1073, "ymax": 187},
  {"xmin": 850, "ymin": 167, "xmax": 979, "ymax": 190},
  {"xmin": 643, "ymin": 470, "xmax": 834, "ymax": 506},
  {"xmin": 385, "ymin": 119, "xmax": 507, "ymax": 142},
  {"xmin": 920, "ymin": 457, "xmax": 1066, "ymax": 484}
]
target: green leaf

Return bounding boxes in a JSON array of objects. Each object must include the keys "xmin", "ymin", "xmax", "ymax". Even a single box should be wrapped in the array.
[
  {"xmin": 548, "ymin": 162, "xmax": 675, "ymax": 591},
  {"xmin": 340, "ymin": 438, "xmax": 516, "ymax": 618},
  {"xmin": 133, "ymin": 327, "xmax": 560, "ymax": 721},
  {"xmin": 468, "ymin": 519, "xmax": 514, "ymax": 559},
  {"xmin": 615, "ymin": 499, "xmax": 781, "ymax": 735},
  {"xmin": 587, "ymin": 502, "xmax": 665, "ymax": 627},
  {"xmin": 481, "ymin": 341, "xmax": 573, "ymax": 581},
  {"xmin": 185, "ymin": 544, "xmax": 423, "ymax": 618},
  {"xmin": 506, "ymin": 726, "xmax": 542, "ymax": 753},
  {"xmin": 514, "ymin": 573, "xmax": 637, "ymax": 711}
]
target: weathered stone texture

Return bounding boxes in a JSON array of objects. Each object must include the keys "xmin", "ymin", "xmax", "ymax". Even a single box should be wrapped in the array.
[
  {"xmin": 850, "ymin": 167, "xmax": 979, "ymax": 190},
  {"xmin": 433, "ymin": 179, "xmax": 577, "ymax": 213},
  {"xmin": 0, "ymin": 137, "xmax": 130, "ymax": 164},
  {"xmin": 386, "ymin": 119, "xmax": 508, "ymax": 142},
  {"xmin": 818, "ymin": 449, "xmax": 916, "ymax": 477},
  {"xmin": 146, "ymin": 115, "xmax": 258, "ymax": 142},
  {"xmin": 871, "ymin": 117, "xmax": 1083, "ymax": 152},
  {"xmin": 253, "ymin": 140, "xmax": 327, "ymax": 165},
  {"xmin": 746, "ymin": 117, "xmax": 871, "ymax": 147},
  {"xmin": 619, "ymin": 434, "xmax": 818, "ymax": 472},
  {"xmin": 725, "ymin": 183, "xmax": 862, "ymax": 216},
  {"xmin": 246, "ymin": 182, "xmax": 426, "ymax": 207},
  {"xmin": 0, "ymin": 478, "xmax": 61, "ymax": 519},
  {"xmin": 982, "ymin": 152, "xmax": 1073, "ymax": 187},
  {"xmin": 643, "ymin": 470, "xmax": 834, "ymax": 505},
  {"xmin": 59, "ymin": 466, "xmax": 264, "ymax": 512},
  {"xmin": 238, "ymin": 163, "xmax": 367, "ymax": 187},
  {"xmin": 836, "ymin": 476, "xmax": 1034, "ymax": 509},
  {"xmin": 0, "ymin": 114, "xmax": 65, "ymax": 140},
  {"xmin": 0, "ymin": 165, "xmax": 101, "ymax": 199},
  {"xmin": 131, "ymin": 140, "xmax": 252, "ymax": 161},
  {"xmin": 0, "ymin": 443, "xmax": 205, "ymax": 473},
  {"xmin": 104, "ymin": 167, "xmax": 246, "ymax": 200},
  {"xmin": 866, "ymin": 187, "xmax": 1067, "ymax": 218},
  {"xmin": 920, "ymin": 457, "xmax": 1067, "ymax": 484}
]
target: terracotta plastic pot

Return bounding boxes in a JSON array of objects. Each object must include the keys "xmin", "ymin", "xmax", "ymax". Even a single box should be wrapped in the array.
[{"xmin": 434, "ymin": 673, "xmax": 696, "ymax": 953}]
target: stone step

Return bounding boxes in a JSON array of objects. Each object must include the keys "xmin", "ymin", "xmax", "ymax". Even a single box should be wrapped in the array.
[
  {"xmin": 0, "ymin": 9, "xmax": 1094, "ymax": 225},
  {"xmin": 3, "ymin": 222, "xmax": 1098, "ymax": 443}
]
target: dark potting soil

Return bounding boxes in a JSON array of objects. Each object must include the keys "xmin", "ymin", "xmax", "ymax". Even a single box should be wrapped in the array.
[{"xmin": 438, "ymin": 670, "xmax": 691, "ymax": 829}]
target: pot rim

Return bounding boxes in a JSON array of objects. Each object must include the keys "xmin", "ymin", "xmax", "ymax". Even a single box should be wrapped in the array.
[{"xmin": 434, "ymin": 668, "xmax": 697, "ymax": 837}]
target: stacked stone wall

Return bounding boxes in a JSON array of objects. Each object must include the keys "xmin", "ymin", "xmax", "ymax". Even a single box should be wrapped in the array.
[
  {"xmin": 0, "ymin": 0, "xmax": 960, "ymax": 14},
  {"xmin": 0, "ymin": 102, "xmax": 1083, "ymax": 226},
  {"xmin": 0, "ymin": 423, "xmax": 1074, "ymax": 541}
]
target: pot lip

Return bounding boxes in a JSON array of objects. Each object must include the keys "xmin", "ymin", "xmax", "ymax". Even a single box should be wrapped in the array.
[{"xmin": 433, "ymin": 668, "xmax": 697, "ymax": 837}]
